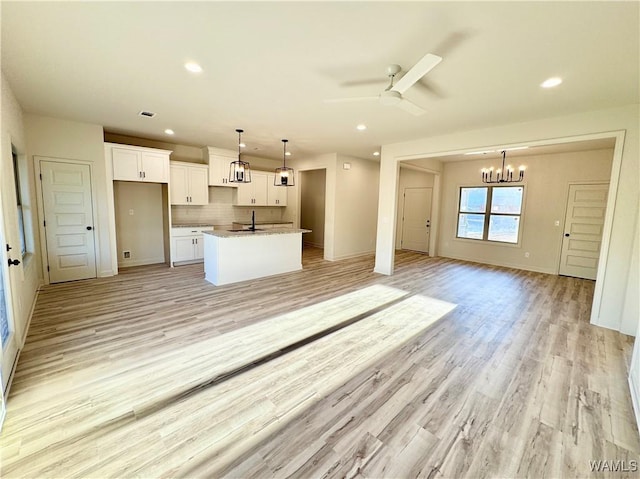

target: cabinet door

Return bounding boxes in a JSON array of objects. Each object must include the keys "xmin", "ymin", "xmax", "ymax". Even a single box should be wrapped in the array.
[
  {"xmin": 267, "ymin": 174, "xmax": 288, "ymax": 206},
  {"xmin": 253, "ymin": 173, "xmax": 268, "ymax": 205},
  {"xmin": 208, "ymin": 154, "xmax": 235, "ymax": 187},
  {"xmin": 188, "ymin": 167, "xmax": 209, "ymax": 205},
  {"xmin": 193, "ymin": 235, "xmax": 205, "ymax": 260},
  {"xmin": 112, "ymin": 148, "xmax": 141, "ymax": 181},
  {"xmin": 170, "ymin": 164, "xmax": 189, "ymax": 205},
  {"xmin": 173, "ymin": 237, "xmax": 196, "ymax": 262},
  {"xmin": 236, "ymin": 181, "xmax": 254, "ymax": 206},
  {"xmin": 141, "ymin": 152, "xmax": 169, "ymax": 183}
]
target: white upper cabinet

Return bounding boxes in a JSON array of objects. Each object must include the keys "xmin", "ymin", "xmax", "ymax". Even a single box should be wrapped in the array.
[
  {"xmin": 170, "ymin": 162, "xmax": 209, "ymax": 205},
  {"xmin": 236, "ymin": 172, "xmax": 268, "ymax": 206},
  {"xmin": 109, "ymin": 144, "xmax": 171, "ymax": 183},
  {"xmin": 235, "ymin": 172, "xmax": 286, "ymax": 206},
  {"xmin": 203, "ymin": 146, "xmax": 237, "ymax": 187},
  {"xmin": 267, "ymin": 174, "xmax": 288, "ymax": 206}
]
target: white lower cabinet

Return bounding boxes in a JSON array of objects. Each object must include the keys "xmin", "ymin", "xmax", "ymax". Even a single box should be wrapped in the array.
[{"xmin": 171, "ymin": 226, "xmax": 214, "ymax": 264}]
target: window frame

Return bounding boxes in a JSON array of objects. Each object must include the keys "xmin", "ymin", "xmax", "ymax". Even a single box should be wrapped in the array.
[
  {"xmin": 12, "ymin": 149, "xmax": 27, "ymax": 257},
  {"xmin": 456, "ymin": 185, "xmax": 525, "ymax": 245}
]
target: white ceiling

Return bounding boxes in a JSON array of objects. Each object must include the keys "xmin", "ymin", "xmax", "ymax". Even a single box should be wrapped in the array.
[{"xmin": 2, "ymin": 2, "xmax": 638, "ymax": 161}]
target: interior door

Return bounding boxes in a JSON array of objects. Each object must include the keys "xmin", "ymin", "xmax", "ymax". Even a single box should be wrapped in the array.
[
  {"xmin": 559, "ymin": 183, "xmax": 608, "ymax": 280},
  {"xmin": 41, "ymin": 161, "xmax": 97, "ymax": 283},
  {"xmin": 0, "ymin": 192, "xmax": 19, "ymax": 402},
  {"xmin": 401, "ymin": 187, "xmax": 432, "ymax": 253}
]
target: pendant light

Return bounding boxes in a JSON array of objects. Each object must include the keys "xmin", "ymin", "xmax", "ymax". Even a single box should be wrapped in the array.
[
  {"xmin": 481, "ymin": 150, "xmax": 525, "ymax": 184},
  {"xmin": 274, "ymin": 139, "xmax": 294, "ymax": 186},
  {"xmin": 229, "ymin": 129, "xmax": 251, "ymax": 183}
]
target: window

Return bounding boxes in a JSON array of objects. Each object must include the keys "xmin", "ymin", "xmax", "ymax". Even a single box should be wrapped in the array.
[
  {"xmin": 12, "ymin": 150, "xmax": 27, "ymax": 257},
  {"xmin": 457, "ymin": 186, "xmax": 524, "ymax": 244}
]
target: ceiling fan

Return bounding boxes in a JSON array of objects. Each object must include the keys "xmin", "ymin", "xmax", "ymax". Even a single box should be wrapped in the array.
[{"xmin": 324, "ymin": 53, "xmax": 443, "ymax": 116}]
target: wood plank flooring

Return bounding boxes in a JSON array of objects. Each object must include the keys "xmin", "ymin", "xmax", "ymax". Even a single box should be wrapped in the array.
[{"xmin": 1, "ymin": 247, "xmax": 638, "ymax": 478}]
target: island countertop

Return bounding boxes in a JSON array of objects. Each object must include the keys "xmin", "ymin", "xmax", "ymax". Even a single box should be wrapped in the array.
[{"xmin": 204, "ymin": 228, "xmax": 310, "ymax": 238}]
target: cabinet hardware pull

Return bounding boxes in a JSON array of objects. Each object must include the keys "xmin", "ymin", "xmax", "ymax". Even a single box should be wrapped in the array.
[
  {"xmin": 8, "ymin": 258, "xmax": 20, "ymax": 267},
  {"xmin": 6, "ymin": 244, "xmax": 12, "ymax": 252}
]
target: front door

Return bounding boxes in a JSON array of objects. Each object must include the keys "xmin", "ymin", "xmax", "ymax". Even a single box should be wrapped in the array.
[
  {"xmin": 401, "ymin": 187, "xmax": 432, "ymax": 253},
  {"xmin": 40, "ymin": 161, "xmax": 97, "ymax": 283},
  {"xmin": 559, "ymin": 183, "xmax": 608, "ymax": 280}
]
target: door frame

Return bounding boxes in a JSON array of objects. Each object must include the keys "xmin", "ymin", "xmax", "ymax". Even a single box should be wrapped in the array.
[
  {"xmin": 400, "ymin": 186, "xmax": 433, "ymax": 253},
  {"xmin": 296, "ymin": 166, "xmax": 332, "ymax": 260},
  {"xmin": 34, "ymin": 157, "xmax": 101, "ymax": 285}
]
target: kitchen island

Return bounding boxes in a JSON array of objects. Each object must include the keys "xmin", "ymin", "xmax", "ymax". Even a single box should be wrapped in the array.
[{"xmin": 203, "ymin": 228, "xmax": 310, "ymax": 286}]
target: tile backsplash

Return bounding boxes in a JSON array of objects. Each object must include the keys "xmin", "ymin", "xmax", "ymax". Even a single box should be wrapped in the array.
[{"xmin": 171, "ymin": 187, "xmax": 285, "ymax": 227}]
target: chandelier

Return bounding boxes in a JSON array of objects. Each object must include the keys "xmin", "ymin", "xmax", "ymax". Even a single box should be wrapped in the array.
[
  {"xmin": 274, "ymin": 139, "xmax": 294, "ymax": 186},
  {"xmin": 481, "ymin": 150, "xmax": 525, "ymax": 183},
  {"xmin": 229, "ymin": 129, "xmax": 251, "ymax": 183}
]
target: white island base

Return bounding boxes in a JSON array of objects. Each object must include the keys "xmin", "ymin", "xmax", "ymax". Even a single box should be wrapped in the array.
[{"xmin": 203, "ymin": 229, "xmax": 309, "ymax": 286}]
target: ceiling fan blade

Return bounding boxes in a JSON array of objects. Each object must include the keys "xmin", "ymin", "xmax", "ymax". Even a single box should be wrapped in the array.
[
  {"xmin": 396, "ymin": 98, "xmax": 427, "ymax": 116},
  {"xmin": 393, "ymin": 53, "xmax": 442, "ymax": 94},
  {"xmin": 323, "ymin": 96, "xmax": 378, "ymax": 103}
]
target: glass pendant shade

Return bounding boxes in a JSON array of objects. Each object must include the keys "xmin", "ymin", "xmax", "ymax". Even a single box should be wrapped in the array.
[
  {"xmin": 229, "ymin": 129, "xmax": 251, "ymax": 183},
  {"xmin": 275, "ymin": 139, "xmax": 294, "ymax": 187}
]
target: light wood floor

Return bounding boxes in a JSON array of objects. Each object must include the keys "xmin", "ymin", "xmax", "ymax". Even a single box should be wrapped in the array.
[{"xmin": 1, "ymin": 247, "xmax": 638, "ymax": 478}]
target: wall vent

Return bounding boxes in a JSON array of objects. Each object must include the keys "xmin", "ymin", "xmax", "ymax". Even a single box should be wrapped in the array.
[
  {"xmin": 123, "ymin": 250, "xmax": 131, "ymax": 259},
  {"xmin": 138, "ymin": 111, "xmax": 156, "ymax": 118}
]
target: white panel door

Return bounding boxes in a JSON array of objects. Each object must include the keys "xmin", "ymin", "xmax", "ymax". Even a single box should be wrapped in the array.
[
  {"xmin": 559, "ymin": 183, "xmax": 608, "ymax": 280},
  {"xmin": 0, "ymin": 193, "xmax": 18, "ymax": 399},
  {"xmin": 41, "ymin": 161, "xmax": 97, "ymax": 283},
  {"xmin": 401, "ymin": 188, "xmax": 432, "ymax": 253}
]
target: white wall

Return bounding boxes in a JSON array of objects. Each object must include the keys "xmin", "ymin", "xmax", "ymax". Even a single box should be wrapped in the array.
[
  {"xmin": 1, "ymin": 74, "xmax": 42, "ymax": 347},
  {"xmin": 375, "ymin": 104, "xmax": 639, "ymax": 335},
  {"xmin": 628, "ymin": 208, "xmax": 640, "ymax": 430},
  {"xmin": 25, "ymin": 115, "xmax": 114, "ymax": 277},
  {"xmin": 334, "ymin": 155, "xmax": 379, "ymax": 260},
  {"xmin": 438, "ymin": 149, "xmax": 613, "ymax": 274},
  {"xmin": 395, "ymin": 167, "xmax": 435, "ymax": 250},
  {"xmin": 114, "ymin": 181, "xmax": 165, "ymax": 267},
  {"xmin": 300, "ymin": 169, "xmax": 326, "ymax": 248}
]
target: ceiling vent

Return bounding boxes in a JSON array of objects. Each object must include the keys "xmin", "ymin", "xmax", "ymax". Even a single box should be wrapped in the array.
[{"xmin": 138, "ymin": 110, "xmax": 156, "ymax": 118}]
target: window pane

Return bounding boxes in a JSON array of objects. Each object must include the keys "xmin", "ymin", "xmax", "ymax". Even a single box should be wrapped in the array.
[
  {"xmin": 459, "ymin": 187, "xmax": 487, "ymax": 213},
  {"xmin": 488, "ymin": 215, "xmax": 520, "ymax": 243},
  {"xmin": 457, "ymin": 213, "xmax": 485, "ymax": 239},
  {"xmin": 490, "ymin": 187, "xmax": 523, "ymax": 214}
]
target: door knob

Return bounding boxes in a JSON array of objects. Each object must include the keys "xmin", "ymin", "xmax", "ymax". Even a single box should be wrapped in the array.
[
  {"xmin": 564, "ymin": 233, "xmax": 570, "ymax": 237},
  {"xmin": 86, "ymin": 226, "xmax": 93, "ymax": 230},
  {"xmin": 8, "ymin": 258, "xmax": 20, "ymax": 267}
]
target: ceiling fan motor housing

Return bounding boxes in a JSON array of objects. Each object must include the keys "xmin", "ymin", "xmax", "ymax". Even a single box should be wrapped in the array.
[{"xmin": 379, "ymin": 90, "xmax": 402, "ymax": 105}]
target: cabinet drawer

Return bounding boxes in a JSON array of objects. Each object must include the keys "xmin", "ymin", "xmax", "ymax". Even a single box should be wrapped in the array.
[{"xmin": 171, "ymin": 226, "xmax": 213, "ymax": 237}]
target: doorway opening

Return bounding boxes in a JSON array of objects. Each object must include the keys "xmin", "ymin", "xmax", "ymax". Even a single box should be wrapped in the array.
[{"xmin": 300, "ymin": 169, "xmax": 326, "ymax": 250}]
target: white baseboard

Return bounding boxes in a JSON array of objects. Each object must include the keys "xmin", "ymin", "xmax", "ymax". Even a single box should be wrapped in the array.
[
  {"xmin": 629, "ymin": 374, "xmax": 640, "ymax": 435},
  {"xmin": 99, "ymin": 269, "xmax": 116, "ymax": 277},
  {"xmin": 117, "ymin": 257, "xmax": 165, "ymax": 268},
  {"xmin": 330, "ymin": 249, "xmax": 376, "ymax": 261},
  {"xmin": 438, "ymin": 253, "xmax": 556, "ymax": 275}
]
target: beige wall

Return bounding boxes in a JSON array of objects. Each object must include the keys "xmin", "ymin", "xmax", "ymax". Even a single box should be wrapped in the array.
[
  {"xmin": 334, "ymin": 155, "xmax": 379, "ymax": 260},
  {"xmin": 25, "ymin": 115, "xmax": 114, "ymax": 277},
  {"xmin": 104, "ymin": 133, "xmax": 203, "ymax": 164},
  {"xmin": 113, "ymin": 182, "xmax": 165, "ymax": 267},
  {"xmin": 375, "ymin": 104, "xmax": 639, "ymax": 336},
  {"xmin": 300, "ymin": 169, "xmax": 326, "ymax": 248},
  {"xmin": 0, "ymin": 74, "xmax": 42, "ymax": 347},
  {"xmin": 395, "ymin": 167, "xmax": 435, "ymax": 250},
  {"xmin": 438, "ymin": 149, "xmax": 613, "ymax": 274}
]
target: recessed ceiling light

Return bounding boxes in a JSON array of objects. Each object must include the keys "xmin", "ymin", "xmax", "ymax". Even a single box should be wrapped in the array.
[
  {"xmin": 373, "ymin": 151, "xmax": 380, "ymax": 156},
  {"xmin": 541, "ymin": 77, "xmax": 562, "ymax": 88},
  {"xmin": 356, "ymin": 124, "xmax": 367, "ymax": 131},
  {"xmin": 464, "ymin": 150, "xmax": 495, "ymax": 156},
  {"xmin": 184, "ymin": 62, "xmax": 203, "ymax": 73},
  {"xmin": 164, "ymin": 129, "xmax": 174, "ymax": 135}
]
